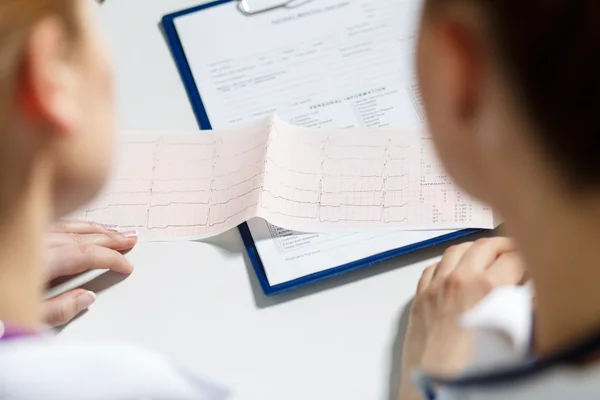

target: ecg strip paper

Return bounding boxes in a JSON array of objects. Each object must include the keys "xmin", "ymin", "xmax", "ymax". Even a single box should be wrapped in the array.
[
  {"xmin": 71, "ymin": 119, "xmax": 270, "ymax": 240},
  {"xmin": 71, "ymin": 116, "xmax": 497, "ymax": 240},
  {"xmin": 257, "ymin": 120, "xmax": 496, "ymax": 233}
]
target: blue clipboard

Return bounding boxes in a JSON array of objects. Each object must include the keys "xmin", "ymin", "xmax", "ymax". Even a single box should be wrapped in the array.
[{"xmin": 161, "ymin": 0, "xmax": 481, "ymax": 295}]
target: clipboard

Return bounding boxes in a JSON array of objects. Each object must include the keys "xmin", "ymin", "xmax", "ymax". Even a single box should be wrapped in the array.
[{"xmin": 161, "ymin": 0, "xmax": 481, "ymax": 295}]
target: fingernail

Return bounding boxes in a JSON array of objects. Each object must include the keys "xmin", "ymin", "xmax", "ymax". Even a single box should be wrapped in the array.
[
  {"xmin": 103, "ymin": 224, "xmax": 119, "ymax": 232},
  {"xmin": 76, "ymin": 291, "xmax": 96, "ymax": 312},
  {"xmin": 119, "ymin": 230, "xmax": 138, "ymax": 239}
]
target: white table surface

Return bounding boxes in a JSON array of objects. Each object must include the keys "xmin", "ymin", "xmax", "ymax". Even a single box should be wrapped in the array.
[{"xmin": 57, "ymin": 1, "xmax": 476, "ymax": 399}]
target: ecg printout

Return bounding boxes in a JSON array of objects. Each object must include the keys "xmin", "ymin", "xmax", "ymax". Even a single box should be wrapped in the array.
[
  {"xmin": 73, "ymin": 120, "xmax": 270, "ymax": 239},
  {"xmin": 261, "ymin": 120, "xmax": 496, "ymax": 232},
  {"xmin": 73, "ymin": 116, "xmax": 496, "ymax": 239}
]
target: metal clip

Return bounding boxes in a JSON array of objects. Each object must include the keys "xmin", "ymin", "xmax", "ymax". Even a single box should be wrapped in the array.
[{"xmin": 237, "ymin": 0, "xmax": 314, "ymax": 16}]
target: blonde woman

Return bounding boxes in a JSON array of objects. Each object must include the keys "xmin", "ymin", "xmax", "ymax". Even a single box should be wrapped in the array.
[{"xmin": 0, "ymin": 0, "xmax": 225, "ymax": 397}]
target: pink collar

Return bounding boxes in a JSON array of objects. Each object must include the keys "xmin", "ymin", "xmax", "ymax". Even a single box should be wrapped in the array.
[{"xmin": 0, "ymin": 321, "xmax": 38, "ymax": 341}]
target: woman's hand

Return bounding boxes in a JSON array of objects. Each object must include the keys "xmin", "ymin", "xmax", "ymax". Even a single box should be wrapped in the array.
[
  {"xmin": 399, "ymin": 237, "xmax": 527, "ymax": 400},
  {"xmin": 43, "ymin": 220, "xmax": 138, "ymax": 327}
]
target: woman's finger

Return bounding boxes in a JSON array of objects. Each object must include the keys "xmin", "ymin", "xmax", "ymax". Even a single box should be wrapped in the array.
[
  {"xmin": 431, "ymin": 242, "xmax": 473, "ymax": 284},
  {"xmin": 45, "ymin": 231, "xmax": 138, "ymax": 250},
  {"xmin": 483, "ymin": 251, "xmax": 527, "ymax": 287},
  {"xmin": 452, "ymin": 237, "xmax": 516, "ymax": 279},
  {"xmin": 42, "ymin": 289, "xmax": 96, "ymax": 327},
  {"xmin": 417, "ymin": 263, "xmax": 437, "ymax": 294},
  {"xmin": 45, "ymin": 243, "xmax": 134, "ymax": 281},
  {"xmin": 49, "ymin": 220, "xmax": 118, "ymax": 235}
]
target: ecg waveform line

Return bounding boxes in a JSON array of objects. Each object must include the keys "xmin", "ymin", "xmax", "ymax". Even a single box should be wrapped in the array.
[
  {"xmin": 85, "ymin": 188, "xmax": 260, "ymax": 212},
  {"xmin": 72, "ymin": 118, "xmax": 495, "ymax": 239},
  {"xmin": 265, "ymin": 179, "xmax": 410, "ymax": 194},
  {"xmin": 262, "ymin": 208, "xmax": 411, "ymax": 224},
  {"xmin": 83, "ymin": 203, "xmax": 260, "ymax": 231}
]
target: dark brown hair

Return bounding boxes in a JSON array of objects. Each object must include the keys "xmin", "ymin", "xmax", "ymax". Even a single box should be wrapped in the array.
[{"xmin": 428, "ymin": 1, "xmax": 600, "ymax": 189}]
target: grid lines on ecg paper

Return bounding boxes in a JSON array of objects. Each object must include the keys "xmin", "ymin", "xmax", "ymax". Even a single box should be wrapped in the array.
[
  {"xmin": 261, "ymin": 124, "xmax": 484, "ymax": 228},
  {"xmin": 75, "ymin": 123, "xmax": 489, "ymax": 238},
  {"xmin": 260, "ymin": 124, "xmax": 415, "ymax": 225},
  {"xmin": 78, "ymin": 132, "xmax": 266, "ymax": 237}
]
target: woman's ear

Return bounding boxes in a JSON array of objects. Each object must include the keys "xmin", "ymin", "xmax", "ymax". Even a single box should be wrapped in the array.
[
  {"xmin": 443, "ymin": 22, "xmax": 481, "ymax": 123},
  {"xmin": 434, "ymin": 8, "xmax": 485, "ymax": 129},
  {"xmin": 18, "ymin": 16, "xmax": 80, "ymax": 136},
  {"xmin": 417, "ymin": 4, "xmax": 494, "ymax": 201}
]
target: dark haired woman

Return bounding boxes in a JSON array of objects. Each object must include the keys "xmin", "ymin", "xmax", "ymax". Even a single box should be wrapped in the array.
[{"xmin": 400, "ymin": 1, "xmax": 600, "ymax": 399}]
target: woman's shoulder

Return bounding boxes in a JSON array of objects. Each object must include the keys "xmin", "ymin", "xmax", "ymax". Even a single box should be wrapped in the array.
[
  {"xmin": 436, "ymin": 363, "xmax": 600, "ymax": 400},
  {"xmin": 421, "ymin": 285, "xmax": 600, "ymax": 399},
  {"xmin": 0, "ymin": 337, "xmax": 229, "ymax": 399}
]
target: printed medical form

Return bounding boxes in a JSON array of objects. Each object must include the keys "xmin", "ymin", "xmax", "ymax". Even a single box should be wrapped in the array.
[{"xmin": 172, "ymin": 0, "xmax": 465, "ymax": 285}]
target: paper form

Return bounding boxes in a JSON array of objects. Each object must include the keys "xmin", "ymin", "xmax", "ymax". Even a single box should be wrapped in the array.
[
  {"xmin": 170, "ymin": 0, "xmax": 478, "ymax": 284},
  {"xmin": 176, "ymin": 0, "xmax": 423, "ymax": 130},
  {"xmin": 72, "ymin": 116, "xmax": 495, "ymax": 240}
]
